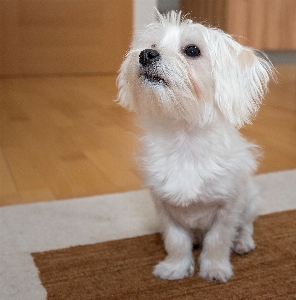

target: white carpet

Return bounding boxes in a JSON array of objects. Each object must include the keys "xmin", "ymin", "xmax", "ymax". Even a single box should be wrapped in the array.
[{"xmin": 1, "ymin": 169, "xmax": 296, "ymax": 300}]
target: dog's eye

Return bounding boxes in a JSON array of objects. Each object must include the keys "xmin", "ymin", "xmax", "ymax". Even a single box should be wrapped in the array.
[
  {"xmin": 151, "ymin": 44, "xmax": 156, "ymax": 48},
  {"xmin": 184, "ymin": 44, "xmax": 201, "ymax": 57}
]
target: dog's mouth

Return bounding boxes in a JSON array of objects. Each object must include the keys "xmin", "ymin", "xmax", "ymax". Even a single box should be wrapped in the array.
[{"xmin": 140, "ymin": 70, "xmax": 168, "ymax": 87}]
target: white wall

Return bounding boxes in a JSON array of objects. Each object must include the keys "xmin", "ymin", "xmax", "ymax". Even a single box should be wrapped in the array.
[{"xmin": 133, "ymin": 0, "xmax": 157, "ymax": 36}]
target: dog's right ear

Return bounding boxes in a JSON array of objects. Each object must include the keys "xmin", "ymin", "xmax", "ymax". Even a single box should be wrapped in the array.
[{"xmin": 116, "ymin": 53, "xmax": 136, "ymax": 111}]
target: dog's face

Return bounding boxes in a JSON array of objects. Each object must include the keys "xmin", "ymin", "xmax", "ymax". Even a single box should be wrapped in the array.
[{"xmin": 117, "ymin": 11, "xmax": 274, "ymax": 127}]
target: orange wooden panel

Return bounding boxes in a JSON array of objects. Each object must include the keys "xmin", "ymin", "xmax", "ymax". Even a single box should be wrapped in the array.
[{"xmin": 0, "ymin": 0, "xmax": 133, "ymax": 76}]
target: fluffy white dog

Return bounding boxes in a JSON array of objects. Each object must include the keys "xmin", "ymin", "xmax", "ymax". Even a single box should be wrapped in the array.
[{"xmin": 117, "ymin": 11, "xmax": 274, "ymax": 282}]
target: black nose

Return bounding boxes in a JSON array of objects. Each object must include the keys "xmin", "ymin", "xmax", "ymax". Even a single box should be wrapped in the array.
[{"xmin": 139, "ymin": 49, "xmax": 160, "ymax": 66}]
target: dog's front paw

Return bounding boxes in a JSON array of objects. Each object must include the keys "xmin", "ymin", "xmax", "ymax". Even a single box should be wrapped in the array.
[
  {"xmin": 199, "ymin": 259, "xmax": 233, "ymax": 282},
  {"xmin": 153, "ymin": 258, "xmax": 194, "ymax": 280}
]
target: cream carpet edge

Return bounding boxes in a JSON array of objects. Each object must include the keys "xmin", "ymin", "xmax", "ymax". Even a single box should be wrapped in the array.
[{"xmin": 1, "ymin": 169, "xmax": 296, "ymax": 300}]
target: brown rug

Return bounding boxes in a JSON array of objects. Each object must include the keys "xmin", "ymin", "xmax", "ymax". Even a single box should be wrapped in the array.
[{"xmin": 32, "ymin": 210, "xmax": 296, "ymax": 299}]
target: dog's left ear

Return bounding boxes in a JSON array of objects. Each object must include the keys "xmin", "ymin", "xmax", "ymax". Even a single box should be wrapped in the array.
[
  {"xmin": 117, "ymin": 56, "xmax": 136, "ymax": 112},
  {"xmin": 206, "ymin": 28, "xmax": 275, "ymax": 127}
]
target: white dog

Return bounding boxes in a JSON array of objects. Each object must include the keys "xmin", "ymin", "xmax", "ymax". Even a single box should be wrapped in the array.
[{"xmin": 117, "ymin": 11, "xmax": 274, "ymax": 282}]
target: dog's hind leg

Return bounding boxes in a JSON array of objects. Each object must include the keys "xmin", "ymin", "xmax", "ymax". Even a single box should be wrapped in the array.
[
  {"xmin": 233, "ymin": 179, "xmax": 260, "ymax": 255},
  {"xmin": 232, "ymin": 222, "xmax": 256, "ymax": 254}
]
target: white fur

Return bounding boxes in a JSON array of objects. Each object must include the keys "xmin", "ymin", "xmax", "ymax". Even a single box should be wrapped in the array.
[{"xmin": 117, "ymin": 11, "xmax": 275, "ymax": 282}]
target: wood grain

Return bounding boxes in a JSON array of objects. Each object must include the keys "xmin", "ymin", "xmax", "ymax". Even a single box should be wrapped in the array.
[{"xmin": 0, "ymin": 0, "xmax": 133, "ymax": 76}]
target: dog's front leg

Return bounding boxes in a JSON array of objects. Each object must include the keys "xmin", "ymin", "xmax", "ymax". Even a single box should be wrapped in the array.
[
  {"xmin": 153, "ymin": 218, "xmax": 194, "ymax": 280},
  {"xmin": 198, "ymin": 206, "xmax": 237, "ymax": 282}
]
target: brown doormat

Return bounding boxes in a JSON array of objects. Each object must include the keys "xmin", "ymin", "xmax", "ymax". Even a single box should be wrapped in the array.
[{"xmin": 32, "ymin": 210, "xmax": 296, "ymax": 300}]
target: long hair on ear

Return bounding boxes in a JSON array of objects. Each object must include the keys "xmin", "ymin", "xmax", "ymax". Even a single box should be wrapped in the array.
[
  {"xmin": 204, "ymin": 28, "xmax": 275, "ymax": 128},
  {"xmin": 116, "ymin": 49, "xmax": 140, "ymax": 112}
]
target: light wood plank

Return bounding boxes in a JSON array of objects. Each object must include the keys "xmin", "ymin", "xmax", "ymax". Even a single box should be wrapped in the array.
[
  {"xmin": 2, "ymin": 146, "xmax": 55, "ymax": 203},
  {"xmin": 85, "ymin": 148, "xmax": 142, "ymax": 191},
  {"xmin": 0, "ymin": 148, "xmax": 19, "ymax": 202}
]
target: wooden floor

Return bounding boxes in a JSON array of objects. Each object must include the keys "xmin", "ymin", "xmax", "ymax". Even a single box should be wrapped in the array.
[{"xmin": 0, "ymin": 65, "xmax": 296, "ymax": 206}]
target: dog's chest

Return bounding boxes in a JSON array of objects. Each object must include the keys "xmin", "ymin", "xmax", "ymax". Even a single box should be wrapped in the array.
[
  {"xmin": 142, "ymin": 129, "xmax": 233, "ymax": 206},
  {"xmin": 166, "ymin": 201, "xmax": 219, "ymax": 231}
]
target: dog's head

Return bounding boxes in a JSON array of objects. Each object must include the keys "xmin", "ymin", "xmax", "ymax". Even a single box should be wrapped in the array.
[{"xmin": 117, "ymin": 11, "xmax": 275, "ymax": 127}]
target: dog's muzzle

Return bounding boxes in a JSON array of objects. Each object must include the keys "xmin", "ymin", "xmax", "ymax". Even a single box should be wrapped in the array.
[{"xmin": 139, "ymin": 49, "xmax": 167, "ymax": 86}]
